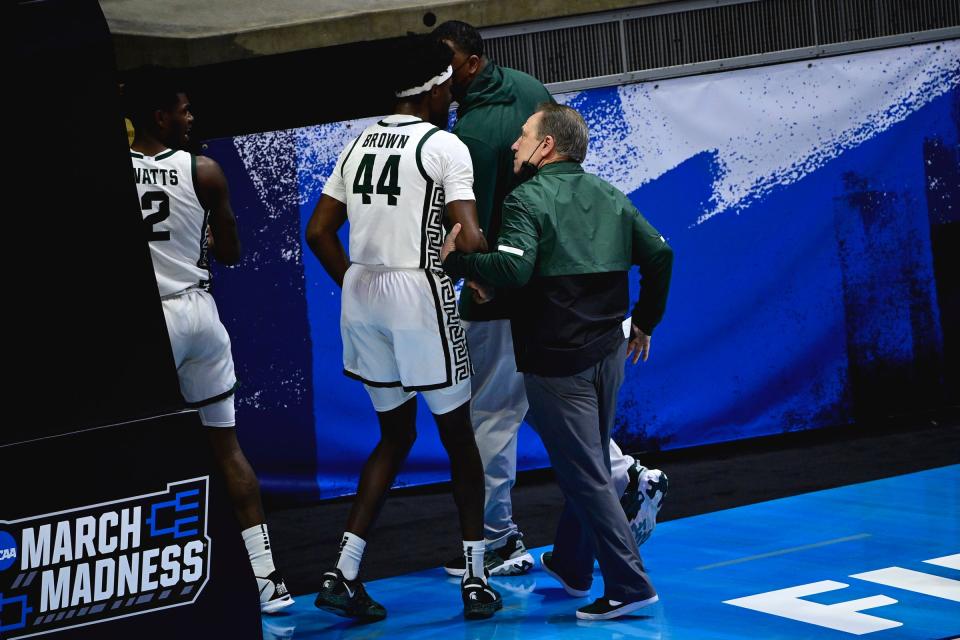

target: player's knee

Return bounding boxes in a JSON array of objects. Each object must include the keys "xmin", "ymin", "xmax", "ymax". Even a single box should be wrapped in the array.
[
  {"xmin": 437, "ymin": 420, "xmax": 477, "ymax": 452},
  {"xmin": 217, "ymin": 452, "xmax": 259, "ymax": 490},
  {"xmin": 385, "ymin": 427, "xmax": 417, "ymax": 452},
  {"xmin": 376, "ymin": 411, "xmax": 418, "ymax": 450}
]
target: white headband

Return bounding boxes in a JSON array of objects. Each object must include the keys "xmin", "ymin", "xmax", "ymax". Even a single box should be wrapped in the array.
[{"xmin": 395, "ymin": 65, "xmax": 453, "ymax": 98}]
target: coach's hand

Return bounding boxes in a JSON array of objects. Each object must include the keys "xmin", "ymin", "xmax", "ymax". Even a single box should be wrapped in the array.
[
  {"xmin": 441, "ymin": 223, "xmax": 461, "ymax": 262},
  {"xmin": 627, "ymin": 323, "xmax": 651, "ymax": 364},
  {"xmin": 467, "ymin": 280, "xmax": 494, "ymax": 304}
]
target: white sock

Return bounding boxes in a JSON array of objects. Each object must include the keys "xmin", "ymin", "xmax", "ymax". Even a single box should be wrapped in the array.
[
  {"xmin": 241, "ymin": 524, "xmax": 277, "ymax": 578},
  {"xmin": 463, "ymin": 540, "xmax": 486, "ymax": 582},
  {"xmin": 336, "ymin": 532, "xmax": 366, "ymax": 581}
]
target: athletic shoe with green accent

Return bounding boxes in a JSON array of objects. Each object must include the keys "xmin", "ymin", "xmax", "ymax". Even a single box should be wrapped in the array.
[
  {"xmin": 576, "ymin": 593, "xmax": 660, "ymax": 620},
  {"xmin": 314, "ymin": 568, "xmax": 386, "ymax": 622},
  {"xmin": 461, "ymin": 576, "xmax": 503, "ymax": 619},
  {"xmin": 443, "ymin": 534, "xmax": 535, "ymax": 577},
  {"xmin": 621, "ymin": 463, "xmax": 668, "ymax": 548}
]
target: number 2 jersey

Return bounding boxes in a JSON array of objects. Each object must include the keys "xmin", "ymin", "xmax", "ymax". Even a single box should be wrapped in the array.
[
  {"xmin": 131, "ymin": 148, "xmax": 210, "ymax": 297},
  {"xmin": 321, "ymin": 114, "xmax": 475, "ymax": 270}
]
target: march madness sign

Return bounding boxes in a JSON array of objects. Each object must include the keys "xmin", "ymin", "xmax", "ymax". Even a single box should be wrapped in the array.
[{"xmin": 0, "ymin": 478, "xmax": 210, "ymax": 637}]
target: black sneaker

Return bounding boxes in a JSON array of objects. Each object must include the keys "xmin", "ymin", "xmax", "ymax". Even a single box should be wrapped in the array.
[
  {"xmin": 539, "ymin": 551, "xmax": 591, "ymax": 597},
  {"xmin": 461, "ymin": 576, "xmax": 503, "ymax": 620},
  {"xmin": 443, "ymin": 534, "xmax": 535, "ymax": 577},
  {"xmin": 257, "ymin": 570, "xmax": 295, "ymax": 613},
  {"xmin": 620, "ymin": 463, "xmax": 669, "ymax": 548},
  {"xmin": 576, "ymin": 594, "xmax": 659, "ymax": 620},
  {"xmin": 314, "ymin": 568, "xmax": 386, "ymax": 622}
]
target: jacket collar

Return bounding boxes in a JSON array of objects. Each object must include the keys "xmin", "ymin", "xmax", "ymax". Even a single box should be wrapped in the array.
[{"xmin": 536, "ymin": 160, "xmax": 584, "ymax": 176}]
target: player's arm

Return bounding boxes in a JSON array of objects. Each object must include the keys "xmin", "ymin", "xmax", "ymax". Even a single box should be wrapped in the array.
[
  {"xmin": 305, "ymin": 194, "xmax": 349, "ymax": 287},
  {"xmin": 456, "ymin": 134, "xmax": 497, "ymax": 240},
  {"xmin": 437, "ymin": 135, "xmax": 487, "ymax": 255},
  {"xmin": 195, "ymin": 155, "xmax": 241, "ymax": 265},
  {"xmin": 442, "ymin": 194, "xmax": 538, "ymax": 288},
  {"xmin": 445, "ymin": 200, "xmax": 487, "ymax": 254},
  {"xmin": 305, "ymin": 140, "xmax": 354, "ymax": 287}
]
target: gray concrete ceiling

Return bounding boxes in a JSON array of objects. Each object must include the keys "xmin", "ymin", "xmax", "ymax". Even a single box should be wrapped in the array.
[{"xmin": 100, "ymin": 0, "xmax": 670, "ymax": 68}]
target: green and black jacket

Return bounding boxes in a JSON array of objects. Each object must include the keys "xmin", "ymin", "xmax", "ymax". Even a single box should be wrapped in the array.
[{"xmin": 444, "ymin": 161, "xmax": 673, "ymax": 376}]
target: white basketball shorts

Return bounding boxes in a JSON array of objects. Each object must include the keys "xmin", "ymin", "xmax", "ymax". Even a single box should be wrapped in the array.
[
  {"xmin": 341, "ymin": 264, "xmax": 472, "ymax": 412},
  {"xmin": 161, "ymin": 288, "xmax": 238, "ymax": 426}
]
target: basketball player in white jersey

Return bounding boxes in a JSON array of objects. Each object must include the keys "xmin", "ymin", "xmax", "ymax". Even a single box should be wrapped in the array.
[
  {"xmin": 125, "ymin": 67, "xmax": 294, "ymax": 615},
  {"xmin": 306, "ymin": 36, "xmax": 502, "ymax": 621}
]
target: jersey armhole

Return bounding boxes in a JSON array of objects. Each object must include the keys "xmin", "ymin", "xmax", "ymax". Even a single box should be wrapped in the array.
[
  {"xmin": 341, "ymin": 134, "xmax": 364, "ymax": 180},
  {"xmin": 414, "ymin": 126, "xmax": 442, "ymax": 182},
  {"xmin": 189, "ymin": 152, "xmax": 210, "ymax": 213}
]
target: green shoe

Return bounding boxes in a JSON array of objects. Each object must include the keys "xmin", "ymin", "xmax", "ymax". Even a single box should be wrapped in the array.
[{"xmin": 314, "ymin": 569, "xmax": 386, "ymax": 622}]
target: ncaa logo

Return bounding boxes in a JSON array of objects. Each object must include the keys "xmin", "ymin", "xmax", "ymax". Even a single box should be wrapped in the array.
[{"xmin": 0, "ymin": 530, "xmax": 17, "ymax": 571}]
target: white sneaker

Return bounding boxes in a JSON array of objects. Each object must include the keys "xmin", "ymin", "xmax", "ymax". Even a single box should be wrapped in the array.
[
  {"xmin": 443, "ymin": 534, "xmax": 534, "ymax": 577},
  {"xmin": 621, "ymin": 464, "xmax": 668, "ymax": 548}
]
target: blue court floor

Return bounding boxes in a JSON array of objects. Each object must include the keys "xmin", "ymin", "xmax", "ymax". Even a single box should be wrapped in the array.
[{"xmin": 263, "ymin": 465, "xmax": 959, "ymax": 640}]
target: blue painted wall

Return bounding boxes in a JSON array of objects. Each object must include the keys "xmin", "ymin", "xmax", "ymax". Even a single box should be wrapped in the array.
[{"xmin": 203, "ymin": 41, "xmax": 959, "ymax": 499}]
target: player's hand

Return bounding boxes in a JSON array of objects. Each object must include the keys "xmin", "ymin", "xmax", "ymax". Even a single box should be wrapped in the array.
[
  {"xmin": 626, "ymin": 323, "xmax": 651, "ymax": 364},
  {"xmin": 467, "ymin": 280, "xmax": 494, "ymax": 304},
  {"xmin": 441, "ymin": 223, "xmax": 461, "ymax": 262}
]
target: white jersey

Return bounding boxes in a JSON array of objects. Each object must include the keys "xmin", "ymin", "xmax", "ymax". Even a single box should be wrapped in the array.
[
  {"xmin": 322, "ymin": 114, "xmax": 475, "ymax": 271},
  {"xmin": 131, "ymin": 148, "xmax": 210, "ymax": 297}
]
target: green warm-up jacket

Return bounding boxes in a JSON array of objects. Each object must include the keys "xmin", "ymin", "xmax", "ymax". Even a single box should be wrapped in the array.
[
  {"xmin": 452, "ymin": 60, "xmax": 552, "ymax": 321},
  {"xmin": 444, "ymin": 161, "xmax": 673, "ymax": 376}
]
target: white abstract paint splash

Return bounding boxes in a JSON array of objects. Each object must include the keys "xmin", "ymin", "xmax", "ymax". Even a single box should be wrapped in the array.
[
  {"xmin": 231, "ymin": 129, "xmax": 303, "ymax": 264},
  {"xmin": 564, "ymin": 40, "xmax": 960, "ymax": 225},
  {"xmin": 232, "ymin": 118, "xmax": 380, "ymax": 263},
  {"xmin": 295, "ymin": 116, "xmax": 381, "ymax": 206},
  {"xmin": 233, "ymin": 42, "xmax": 957, "ymax": 235},
  {"xmin": 232, "ymin": 129, "xmax": 298, "ymax": 220},
  {"xmin": 237, "ymin": 370, "xmax": 306, "ymax": 410}
]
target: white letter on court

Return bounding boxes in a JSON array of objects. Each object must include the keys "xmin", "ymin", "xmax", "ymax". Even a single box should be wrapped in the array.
[
  {"xmin": 851, "ymin": 567, "xmax": 960, "ymax": 603},
  {"xmin": 724, "ymin": 580, "xmax": 901, "ymax": 635}
]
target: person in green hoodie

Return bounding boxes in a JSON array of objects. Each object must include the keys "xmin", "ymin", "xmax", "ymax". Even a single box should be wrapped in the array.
[
  {"xmin": 432, "ymin": 20, "xmax": 667, "ymax": 579},
  {"xmin": 442, "ymin": 102, "xmax": 673, "ymax": 621}
]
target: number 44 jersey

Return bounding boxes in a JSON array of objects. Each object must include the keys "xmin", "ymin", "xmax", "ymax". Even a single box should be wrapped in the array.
[
  {"xmin": 322, "ymin": 114, "xmax": 475, "ymax": 270},
  {"xmin": 131, "ymin": 148, "xmax": 210, "ymax": 297}
]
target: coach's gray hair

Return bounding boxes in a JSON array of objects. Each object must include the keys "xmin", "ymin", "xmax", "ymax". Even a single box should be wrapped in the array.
[{"xmin": 534, "ymin": 102, "xmax": 589, "ymax": 163}]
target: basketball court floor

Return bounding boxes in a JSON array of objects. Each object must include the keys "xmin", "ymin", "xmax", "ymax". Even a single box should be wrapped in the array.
[{"xmin": 260, "ymin": 464, "xmax": 959, "ymax": 640}]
